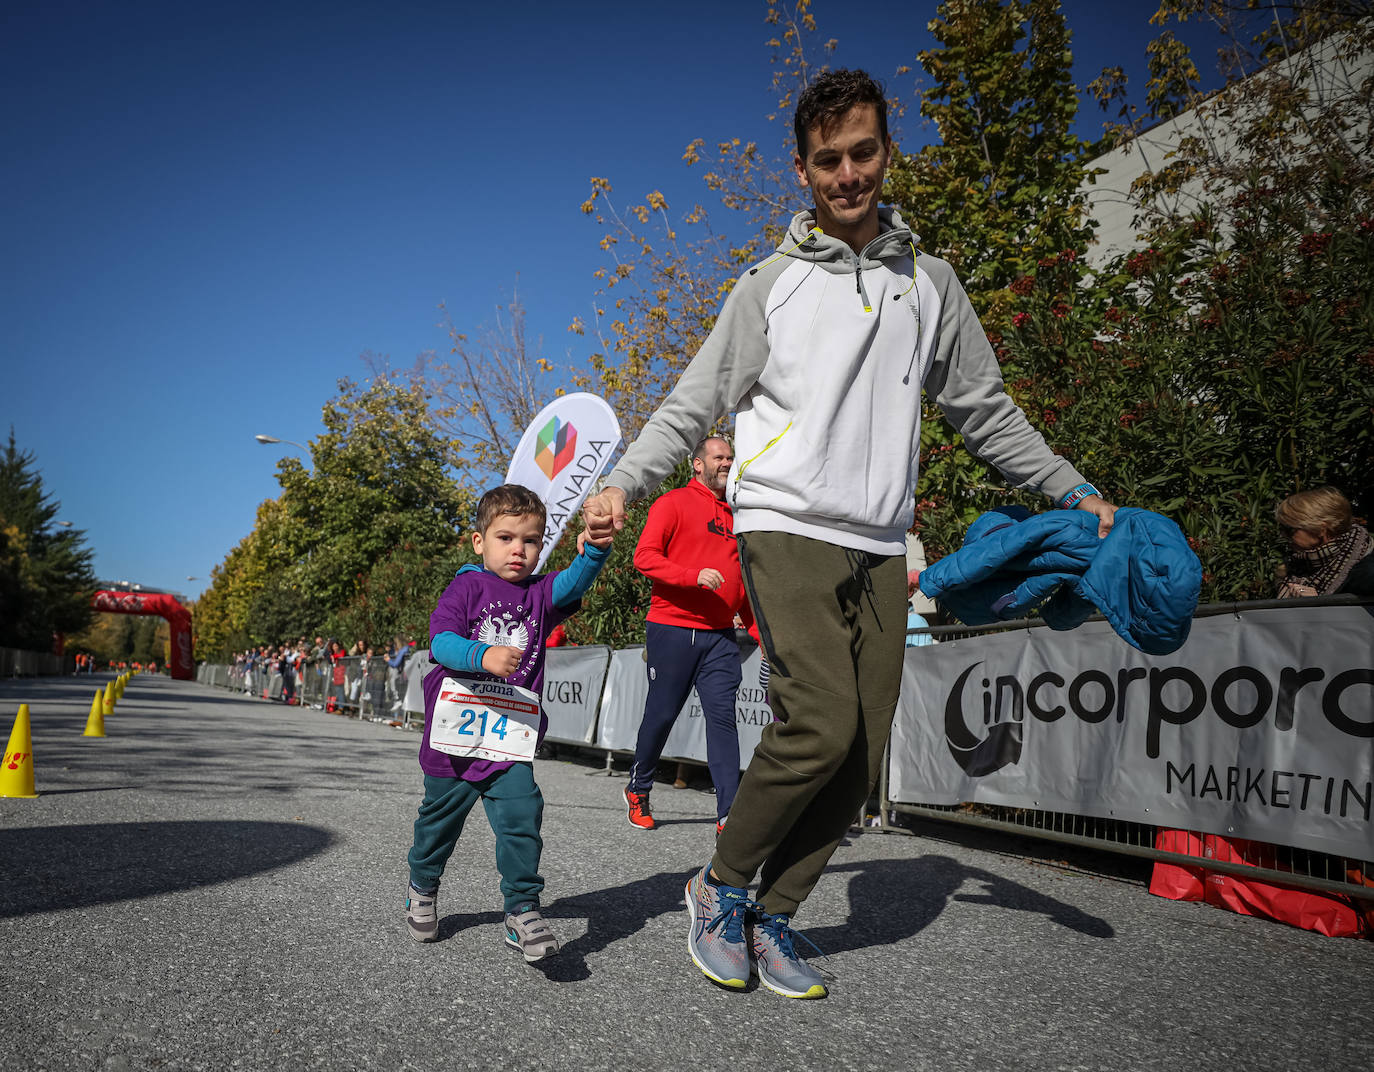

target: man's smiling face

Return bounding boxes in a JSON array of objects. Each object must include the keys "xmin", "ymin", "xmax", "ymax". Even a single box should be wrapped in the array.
[{"xmin": 794, "ymin": 102, "xmax": 891, "ymax": 250}]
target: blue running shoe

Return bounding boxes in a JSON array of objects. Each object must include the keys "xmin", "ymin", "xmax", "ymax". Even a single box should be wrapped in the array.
[
  {"xmin": 750, "ymin": 911, "xmax": 827, "ymax": 999},
  {"xmin": 684, "ymin": 865, "xmax": 755, "ymax": 989}
]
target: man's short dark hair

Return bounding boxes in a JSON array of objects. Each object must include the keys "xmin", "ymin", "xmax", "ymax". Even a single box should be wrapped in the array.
[
  {"xmin": 793, "ymin": 68, "xmax": 888, "ymax": 157},
  {"xmin": 475, "ymin": 484, "xmax": 546, "ymax": 535},
  {"xmin": 692, "ymin": 436, "xmax": 730, "ymax": 463}
]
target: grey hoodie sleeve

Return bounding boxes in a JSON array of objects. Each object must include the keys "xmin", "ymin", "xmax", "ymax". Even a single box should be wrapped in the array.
[
  {"xmin": 922, "ymin": 259, "xmax": 1090, "ymax": 505},
  {"xmin": 604, "ymin": 269, "xmax": 775, "ymax": 503}
]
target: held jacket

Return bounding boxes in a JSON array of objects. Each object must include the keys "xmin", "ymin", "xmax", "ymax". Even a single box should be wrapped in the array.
[
  {"xmin": 605, "ymin": 207, "xmax": 1091, "ymax": 556},
  {"xmin": 634, "ymin": 478, "xmax": 748, "ymax": 631},
  {"xmin": 918, "ymin": 506, "xmax": 1203, "ymax": 656}
]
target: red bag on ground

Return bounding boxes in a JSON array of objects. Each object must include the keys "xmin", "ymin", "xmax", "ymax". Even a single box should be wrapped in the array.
[{"xmin": 1149, "ymin": 829, "xmax": 1370, "ymax": 939}]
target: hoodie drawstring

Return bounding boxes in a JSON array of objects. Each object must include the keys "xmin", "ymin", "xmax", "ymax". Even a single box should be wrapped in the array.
[{"xmin": 843, "ymin": 548, "xmax": 882, "ymax": 624}]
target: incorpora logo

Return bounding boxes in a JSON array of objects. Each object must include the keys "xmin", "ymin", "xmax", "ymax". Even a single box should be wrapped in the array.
[
  {"xmin": 535, "ymin": 416, "xmax": 578, "ymax": 479},
  {"xmin": 945, "ymin": 662, "xmax": 1023, "ymax": 776},
  {"xmin": 942, "ymin": 657, "xmax": 1374, "ymax": 776}
]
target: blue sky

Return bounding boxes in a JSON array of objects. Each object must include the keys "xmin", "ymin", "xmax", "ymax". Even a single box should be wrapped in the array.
[{"xmin": 3, "ymin": 1, "xmax": 1229, "ymax": 603}]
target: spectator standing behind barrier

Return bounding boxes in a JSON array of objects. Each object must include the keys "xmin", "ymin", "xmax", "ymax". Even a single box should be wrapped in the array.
[
  {"xmin": 582, "ymin": 69, "xmax": 1117, "ymax": 1000},
  {"xmin": 1275, "ymin": 486, "xmax": 1374, "ymax": 597},
  {"xmin": 622, "ymin": 436, "xmax": 751, "ymax": 836},
  {"xmin": 386, "ymin": 637, "xmax": 410, "ymax": 717},
  {"xmin": 279, "ymin": 643, "xmax": 297, "ymax": 705},
  {"xmin": 404, "ymin": 484, "xmax": 612, "ymax": 963},
  {"xmin": 328, "ymin": 641, "xmax": 347, "ymax": 710}
]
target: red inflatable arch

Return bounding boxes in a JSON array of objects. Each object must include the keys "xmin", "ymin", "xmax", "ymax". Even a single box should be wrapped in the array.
[{"xmin": 91, "ymin": 590, "xmax": 194, "ymax": 680}]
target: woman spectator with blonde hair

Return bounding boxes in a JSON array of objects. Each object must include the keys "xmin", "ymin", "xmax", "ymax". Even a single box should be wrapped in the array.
[{"xmin": 1275, "ymin": 486, "xmax": 1374, "ymax": 597}]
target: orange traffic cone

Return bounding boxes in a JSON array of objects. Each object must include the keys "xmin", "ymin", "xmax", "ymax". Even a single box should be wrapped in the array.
[
  {"xmin": 83, "ymin": 690, "xmax": 106, "ymax": 738},
  {"xmin": 1, "ymin": 704, "xmax": 39, "ymax": 798}
]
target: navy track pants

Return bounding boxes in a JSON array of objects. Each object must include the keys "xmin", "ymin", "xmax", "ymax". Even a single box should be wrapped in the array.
[{"xmin": 627, "ymin": 622, "xmax": 742, "ymax": 821}]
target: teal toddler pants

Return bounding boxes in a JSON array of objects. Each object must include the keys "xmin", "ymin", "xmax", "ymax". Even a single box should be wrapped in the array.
[{"xmin": 407, "ymin": 763, "xmax": 544, "ymax": 913}]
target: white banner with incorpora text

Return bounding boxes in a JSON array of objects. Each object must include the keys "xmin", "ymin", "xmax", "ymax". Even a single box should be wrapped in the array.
[
  {"xmin": 542, "ymin": 645, "xmax": 611, "ymax": 745},
  {"xmin": 505, "ymin": 393, "xmax": 622, "ymax": 571},
  {"xmin": 888, "ymin": 603, "xmax": 1374, "ymax": 861},
  {"xmin": 596, "ymin": 643, "xmax": 775, "ymax": 767}
]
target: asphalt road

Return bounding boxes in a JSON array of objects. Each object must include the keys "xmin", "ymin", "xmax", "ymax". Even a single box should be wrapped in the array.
[{"xmin": 2, "ymin": 673, "xmax": 1369, "ymax": 1072}]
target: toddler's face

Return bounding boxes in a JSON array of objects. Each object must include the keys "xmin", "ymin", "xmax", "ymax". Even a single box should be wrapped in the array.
[{"xmin": 473, "ymin": 512, "xmax": 543, "ymax": 582}]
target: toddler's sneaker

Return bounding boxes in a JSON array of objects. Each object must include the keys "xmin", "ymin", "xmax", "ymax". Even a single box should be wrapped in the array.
[
  {"xmin": 406, "ymin": 883, "xmax": 438, "ymax": 943},
  {"xmin": 684, "ymin": 865, "xmax": 755, "ymax": 989},
  {"xmin": 504, "ymin": 904, "xmax": 559, "ymax": 962},
  {"xmin": 750, "ymin": 911, "xmax": 827, "ymax": 999},
  {"xmin": 624, "ymin": 787, "xmax": 655, "ymax": 830}
]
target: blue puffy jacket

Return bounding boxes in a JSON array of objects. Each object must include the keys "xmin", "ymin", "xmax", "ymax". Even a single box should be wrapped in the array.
[{"xmin": 917, "ymin": 506, "xmax": 1202, "ymax": 655}]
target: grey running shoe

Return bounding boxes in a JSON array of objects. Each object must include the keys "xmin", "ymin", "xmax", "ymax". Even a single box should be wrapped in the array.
[
  {"xmin": 504, "ymin": 905, "xmax": 559, "ymax": 962},
  {"xmin": 750, "ymin": 911, "xmax": 827, "ymax": 999},
  {"xmin": 684, "ymin": 865, "xmax": 755, "ymax": 989},
  {"xmin": 406, "ymin": 884, "xmax": 438, "ymax": 943}
]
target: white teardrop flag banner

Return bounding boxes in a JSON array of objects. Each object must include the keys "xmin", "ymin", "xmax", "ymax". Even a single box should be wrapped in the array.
[{"xmin": 505, "ymin": 392, "xmax": 622, "ymax": 571}]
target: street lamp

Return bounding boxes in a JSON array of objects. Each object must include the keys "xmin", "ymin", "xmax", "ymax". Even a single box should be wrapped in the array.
[{"xmin": 254, "ymin": 433, "xmax": 308, "ymax": 453}]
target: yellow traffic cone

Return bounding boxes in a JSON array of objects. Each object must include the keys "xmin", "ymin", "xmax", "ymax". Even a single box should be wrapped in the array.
[
  {"xmin": 2, "ymin": 704, "xmax": 39, "ymax": 798},
  {"xmin": 83, "ymin": 690, "xmax": 106, "ymax": 738},
  {"xmin": 102, "ymin": 682, "xmax": 115, "ymax": 716}
]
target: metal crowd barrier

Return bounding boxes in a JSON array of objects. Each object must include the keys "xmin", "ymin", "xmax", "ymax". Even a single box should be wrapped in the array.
[
  {"xmin": 194, "ymin": 598, "xmax": 1373, "ymax": 908},
  {"xmin": 874, "ymin": 599, "xmax": 1374, "ymax": 904},
  {"xmin": 2, "ymin": 647, "xmax": 76, "ymax": 677},
  {"xmin": 205, "ymin": 655, "xmax": 406, "ymax": 722}
]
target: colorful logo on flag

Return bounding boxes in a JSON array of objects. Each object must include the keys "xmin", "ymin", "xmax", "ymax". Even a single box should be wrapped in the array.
[{"xmin": 535, "ymin": 416, "xmax": 578, "ymax": 479}]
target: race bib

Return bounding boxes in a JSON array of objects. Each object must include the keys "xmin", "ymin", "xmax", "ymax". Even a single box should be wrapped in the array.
[{"xmin": 430, "ymin": 676, "xmax": 541, "ymax": 763}]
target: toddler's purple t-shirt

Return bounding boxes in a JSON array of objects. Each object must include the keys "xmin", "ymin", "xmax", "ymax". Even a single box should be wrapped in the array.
[{"xmin": 419, "ymin": 567, "xmax": 574, "ymax": 782}]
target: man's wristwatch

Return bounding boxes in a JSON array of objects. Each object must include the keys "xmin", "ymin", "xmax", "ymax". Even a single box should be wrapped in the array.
[{"xmin": 1059, "ymin": 482, "xmax": 1100, "ymax": 509}]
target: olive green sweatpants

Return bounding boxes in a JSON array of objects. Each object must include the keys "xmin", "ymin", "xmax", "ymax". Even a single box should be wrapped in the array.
[{"xmin": 712, "ymin": 530, "xmax": 907, "ymax": 916}]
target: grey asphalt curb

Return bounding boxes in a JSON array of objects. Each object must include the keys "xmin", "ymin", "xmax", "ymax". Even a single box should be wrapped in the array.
[{"xmin": 2, "ymin": 674, "xmax": 1369, "ymax": 1072}]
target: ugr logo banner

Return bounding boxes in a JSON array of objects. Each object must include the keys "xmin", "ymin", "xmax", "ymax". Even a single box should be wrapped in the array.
[{"xmin": 888, "ymin": 603, "xmax": 1374, "ymax": 861}]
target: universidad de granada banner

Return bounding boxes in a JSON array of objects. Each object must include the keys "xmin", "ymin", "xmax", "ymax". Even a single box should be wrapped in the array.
[
  {"xmin": 506, "ymin": 393, "xmax": 622, "ymax": 571},
  {"xmin": 888, "ymin": 603, "xmax": 1374, "ymax": 862}
]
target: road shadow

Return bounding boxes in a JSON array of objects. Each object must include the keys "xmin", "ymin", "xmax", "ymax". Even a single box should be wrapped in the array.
[
  {"xmin": 800, "ymin": 855, "xmax": 1115, "ymax": 955},
  {"xmin": 26, "ymin": 786, "xmax": 137, "ymax": 797},
  {"xmin": 426, "ymin": 870, "xmax": 692, "ymax": 983},
  {"xmin": 538, "ymin": 869, "xmax": 692, "ymax": 982},
  {"xmin": 0, "ymin": 819, "xmax": 332, "ymax": 916},
  {"xmin": 507, "ymin": 854, "xmax": 1113, "ymax": 983}
]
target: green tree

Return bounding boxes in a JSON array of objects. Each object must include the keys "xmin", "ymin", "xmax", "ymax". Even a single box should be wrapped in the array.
[
  {"xmin": 573, "ymin": 0, "xmax": 827, "ymax": 441},
  {"xmin": 383, "ymin": 293, "xmax": 566, "ymax": 489},
  {"xmin": 192, "ymin": 501, "xmax": 280, "ymax": 658},
  {"xmin": 331, "ymin": 541, "xmax": 477, "ymax": 649},
  {"xmin": 277, "ymin": 375, "xmax": 474, "ymax": 640},
  {"xmin": 0, "ymin": 431, "xmax": 96, "ymax": 649},
  {"xmin": 541, "ymin": 459, "xmax": 697, "ymax": 648},
  {"xmin": 993, "ymin": 3, "xmax": 1374, "ymax": 599},
  {"xmin": 885, "ymin": 0, "xmax": 1096, "ymax": 313},
  {"xmin": 874, "ymin": 0, "xmax": 1103, "ymax": 551},
  {"xmin": 197, "ymin": 376, "xmax": 475, "ymax": 656}
]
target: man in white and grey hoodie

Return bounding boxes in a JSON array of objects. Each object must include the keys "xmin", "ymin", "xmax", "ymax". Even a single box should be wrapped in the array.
[{"xmin": 583, "ymin": 68, "xmax": 1117, "ymax": 999}]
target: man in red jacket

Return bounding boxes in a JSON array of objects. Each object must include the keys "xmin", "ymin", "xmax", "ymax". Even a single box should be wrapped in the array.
[{"xmin": 624, "ymin": 436, "xmax": 749, "ymax": 834}]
